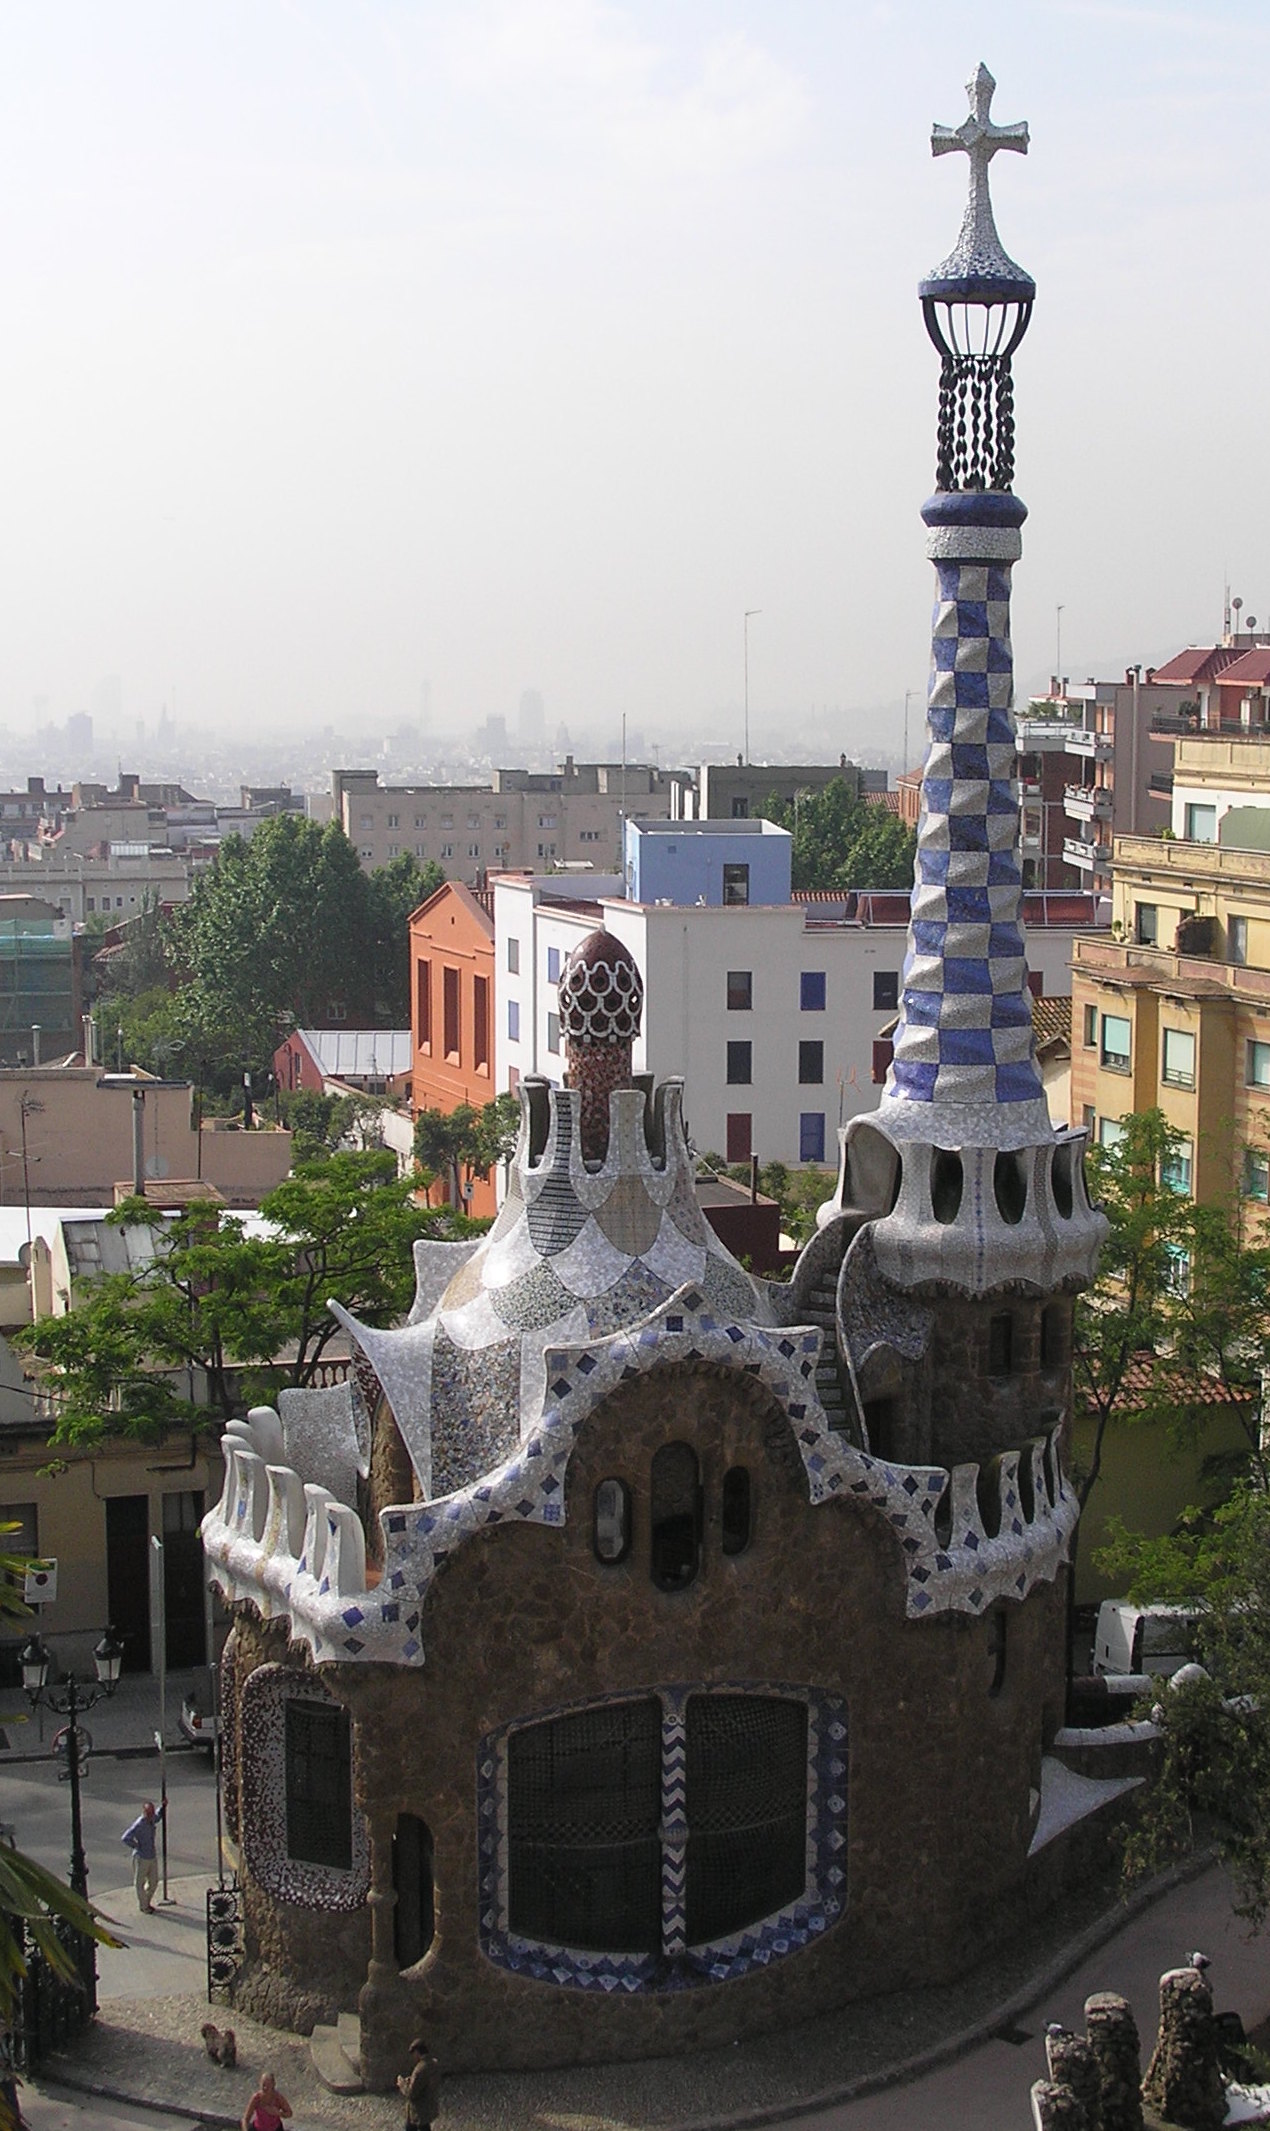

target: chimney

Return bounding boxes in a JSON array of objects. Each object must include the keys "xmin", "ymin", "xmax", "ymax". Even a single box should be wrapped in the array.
[
  {"xmin": 82, "ymin": 1012, "xmax": 96, "ymax": 1066},
  {"xmin": 131, "ymin": 1087, "xmax": 146, "ymax": 1194},
  {"xmin": 30, "ymin": 1023, "xmax": 40, "ymax": 1067}
]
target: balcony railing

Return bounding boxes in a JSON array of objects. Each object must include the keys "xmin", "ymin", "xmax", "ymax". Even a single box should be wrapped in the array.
[
  {"xmin": 1064, "ymin": 784, "xmax": 1112, "ymax": 822},
  {"xmin": 1113, "ymin": 834, "xmax": 1270, "ymax": 885},
  {"xmin": 1073, "ymin": 933, "xmax": 1270, "ymax": 1004},
  {"xmin": 1063, "ymin": 730, "xmax": 1114, "ymax": 763},
  {"xmin": 1064, "ymin": 836, "xmax": 1111, "ymax": 873}
]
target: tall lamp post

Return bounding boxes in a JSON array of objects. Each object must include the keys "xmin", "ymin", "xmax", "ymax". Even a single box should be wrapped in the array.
[{"xmin": 21, "ymin": 1629, "xmax": 123, "ymax": 1903}]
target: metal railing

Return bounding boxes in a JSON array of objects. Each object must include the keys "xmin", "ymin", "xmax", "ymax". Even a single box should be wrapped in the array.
[{"xmin": 13, "ymin": 1917, "xmax": 96, "ymax": 2071}]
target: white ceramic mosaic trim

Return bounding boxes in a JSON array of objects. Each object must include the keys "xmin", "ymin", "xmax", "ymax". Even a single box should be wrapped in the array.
[{"xmin": 202, "ymin": 1280, "xmax": 1078, "ymax": 1666}]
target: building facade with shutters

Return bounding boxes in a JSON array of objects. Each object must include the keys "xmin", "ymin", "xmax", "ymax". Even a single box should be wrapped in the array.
[{"xmin": 407, "ymin": 881, "xmax": 499, "ymax": 1216}]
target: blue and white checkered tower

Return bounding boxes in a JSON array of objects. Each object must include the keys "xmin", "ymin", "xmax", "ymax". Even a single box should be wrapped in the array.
[{"xmin": 879, "ymin": 63, "xmax": 1051, "ymax": 1153}]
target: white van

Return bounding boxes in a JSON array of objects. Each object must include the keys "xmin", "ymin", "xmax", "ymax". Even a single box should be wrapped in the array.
[{"xmin": 1094, "ymin": 1600, "xmax": 1200, "ymax": 1681}]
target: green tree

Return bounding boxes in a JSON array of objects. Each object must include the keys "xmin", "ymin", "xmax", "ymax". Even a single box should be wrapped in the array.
[
  {"xmin": 413, "ymin": 1095, "xmax": 519, "ymax": 1208},
  {"xmin": 367, "ymin": 853, "xmax": 445, "ymax": 1023},
  {"xmin": 1097, "ymin": 1485, "xmax": 1270, "ymax": 1923},
  {"xmin": 171, "ymin": 815, "xmax": 375, "ymax": 1087},
  {"xmin": 760, "ymin": 779, "xmax": 916, "ymax": 893},
  {"xmin": 96, "ymin": 985, "xmax": 187, "ymax": 1077},
  {"xmin": 14, "ymin": 1152, "xmax": 487, "ymax": 1443}
]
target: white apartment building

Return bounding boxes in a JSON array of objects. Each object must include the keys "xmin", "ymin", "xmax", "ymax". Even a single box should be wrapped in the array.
[
  {"xmin": 0, "ymin": 849, "xmax": 192, "ymax": 924},
  {"xmin": 492, "ymin": 879, "xmax": 1103, "ymax": 1170}
]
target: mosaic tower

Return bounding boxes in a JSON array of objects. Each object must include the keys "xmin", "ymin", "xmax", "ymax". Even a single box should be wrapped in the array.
[{"xmin": 880, "ymin": 62, "xmax": 1049, "ymax": 1152}]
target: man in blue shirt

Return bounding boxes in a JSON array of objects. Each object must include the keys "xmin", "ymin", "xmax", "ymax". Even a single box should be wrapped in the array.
[{"xmin": 121, "ymin": 1798, "xmax": 164, "ymax": 1913}]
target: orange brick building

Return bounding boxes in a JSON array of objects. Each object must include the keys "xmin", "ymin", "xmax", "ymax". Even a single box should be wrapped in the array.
[{"xmin": 409, "ymin": 881, "xmax": 499, "ymax": 1215}]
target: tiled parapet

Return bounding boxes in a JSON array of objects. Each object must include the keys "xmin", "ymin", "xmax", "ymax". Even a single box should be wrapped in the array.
[
  {"xmin": 857, "ymin": 1120, "xmax": 1106, "ymax": 1297},
  {"xmin": 201, "ymin": 1283, "xmax": 1079, "ymax": 1661}
]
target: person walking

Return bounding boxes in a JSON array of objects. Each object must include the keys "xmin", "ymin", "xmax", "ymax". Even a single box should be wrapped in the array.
[
  {"xmin": 120, "ymin": 1797, "xmax": 165, "ymax": 1914},
  {"xmin": 397, "ymin": 2037, "xmax": 441, "ymax": 2130},
  {"xmin": 241, "ymin": 2069, "xmax": 292, "ymax": 2131}
]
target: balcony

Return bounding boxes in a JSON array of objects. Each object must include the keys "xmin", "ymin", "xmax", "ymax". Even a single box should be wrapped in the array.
[
  {"xmin": 1015, "ymin": 719, "xmax": 1081, "ymax": 754},
  {"xmin": 1064, "ymin": 785, "xmax": 1112, "ymax": 823},
  {"xmin": 1113, "ymin": 833, "xmax": 1270, "ymax": 887},
  {"xmin": 1063, "ymin": 730, "xmax": 1114, "ymax": 763},
  {"xmin": 1073, "ymin": 933, "xmax": 1270, "ymax": 1005},
  {"xmin": 1064, "ymin": 836, "xmax": 1111, "ymax": 875},
  {"xmin": 1149, "ymin": 771, "xmax": 1174, "ymax": 796}
]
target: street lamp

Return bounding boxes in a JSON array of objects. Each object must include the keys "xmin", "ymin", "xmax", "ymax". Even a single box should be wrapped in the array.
[{"xmin": 21, "ymin": 1628, "xmax": 123, "ymax": 1906}]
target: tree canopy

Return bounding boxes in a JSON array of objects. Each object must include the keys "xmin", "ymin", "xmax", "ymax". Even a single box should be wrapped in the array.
[
  {"xmin": 413, "ymin": 1095, "xmax": 520, "ymax": 1206},
  {"xmin": 14, "ymin": 1150, "xmax": 486, "ymax": 1440},
  {"xmin": 91, "ymin": 819, "xmax": 442, "ymax": 1089},
  {"xmin": 1073, "ymin": 1108, "xmax": 1270, "ymax": 1520},
  {"xmin": 759, "ymin": 779, "xmax": 916, "ymax": 893}
]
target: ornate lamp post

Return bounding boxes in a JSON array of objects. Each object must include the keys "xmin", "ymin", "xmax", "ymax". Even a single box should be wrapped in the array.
[{"xmin": 21, "ymin": 1628, "xmax": 124, "ymax": 1903}]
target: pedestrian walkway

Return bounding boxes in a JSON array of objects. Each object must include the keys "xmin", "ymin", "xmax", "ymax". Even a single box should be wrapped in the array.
[{"xmin": 30, "ymin": 1859, "xmax": 1270, "ymax": 2131}]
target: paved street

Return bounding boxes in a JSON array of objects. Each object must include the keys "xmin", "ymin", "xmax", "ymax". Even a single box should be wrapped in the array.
[{"xmin": 6, "ymin": 1741, "xmax": 224, "ymax": 2000}]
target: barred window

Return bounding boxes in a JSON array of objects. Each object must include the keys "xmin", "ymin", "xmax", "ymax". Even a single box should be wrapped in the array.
[
  {"xmin": 685, "ymin": 1695, "xmax": 808, "ymax": 1944},
  {"xmin": 507, "ymin": 1698, "xmax": 662, "ymax": 1953},
  {"xmin": 503, "ymin": 1692, "xmax": 811, "ymax": 1959},
  {"xmin": 285, "ymin": 1699, "xmax": 352, "ymax": 1870}
]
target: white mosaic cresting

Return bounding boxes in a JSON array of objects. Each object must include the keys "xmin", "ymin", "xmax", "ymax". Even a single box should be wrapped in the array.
[{"xmin": 202, "ymin": 1277, "xmax": 1078, "ymax": 1665}]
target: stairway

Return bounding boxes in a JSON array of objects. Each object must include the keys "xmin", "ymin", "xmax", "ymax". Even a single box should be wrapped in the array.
[
  {"xmin": 310, "ymin": 2010, "xmax": 364, "ymax": 2093},
  {"xmin": 804, "ymin": 1268, "xmax": 851, "ymax": 1436}
]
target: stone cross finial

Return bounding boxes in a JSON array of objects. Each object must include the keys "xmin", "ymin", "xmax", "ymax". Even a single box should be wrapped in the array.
[{"xmin": 927, "ymin": 64, "xmax": 1030, "ymax": 291}]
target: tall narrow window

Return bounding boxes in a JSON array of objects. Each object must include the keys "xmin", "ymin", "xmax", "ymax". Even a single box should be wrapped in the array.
[
  {"xmin": 1100, "ymin": 1013, "xmax": 1131, "ymax": 1072},
  {"xmin": 800, "ymin": 971, "xmax": 826, "ymax": 1011},
  {"xmin": 1135, "ymin": 903, "xmax": 1158, "ymax": 947},
  {"xmin": 727, "ymin": 1040, "xmax": 752, "ymax": 1085},
  {"xmin": 722, "ymin": 864, "xmax": 750, "ymax": 905},
  {"xmin": 415, "ymin": 960, "xmax": 431, "ymax": 1051},
  {"xmin": 872, "ymin": 970, "xmax": 899, "ymax": 1011},
  {"xmin": 393, "ymin": 1814, "xmax": 435, "ymax": 1967},
  {"xmin": 1162, "ymin": 1028, "xmax": 1196, "ymax": 1088},
  {"xmin": 726, "ymin": 971, "xmax": 753, "ymax": 1011},
  {"xmin": 473, "ymin": 975, "xmax": 489, "ymax": 1072},
  {"xmin": 720, "ymin": 1467, "xmax": 751, "ymax": 1556},
  {"xmin": 799, "ymin": 1040, "xmax": 824, "ymax": 1084},
  {"xmin": 443, "ymin": 966, "xmax": 460, "ymax": 1061},
  {"xmin": 1230, "ymin": 915, "xmax": 1249, "ymax": 967},
  {"xmin": 987, "ymin": 1314, "xmax": 1013, "ymax": 1377},
  {"xmin": 285, "ymin": 1699, "xmax": 352, "ymax": 1870},
  {"xmin": 507, "ymin": 937, "xmax": 520, "ymax": 974},
  {"xmin": 726, "ymin": 1113, "xmax": 752, "ymax": 1163},
  {"xmin": 650, "ymin": 1443, "xmax": 701, "ymax": 1592},
  {"xmin": 594, "ymin": 1478, "xmax": 631, "ymax": 1564},
  {"xmin": 799, "ymin": 1112, "xmax": 826, "ymax": 1163}
]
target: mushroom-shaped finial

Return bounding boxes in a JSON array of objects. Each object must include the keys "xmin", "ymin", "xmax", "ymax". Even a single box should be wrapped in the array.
[{"xmin": 558, "ymin": 929, "xmax": 644, "ymax": 1164}]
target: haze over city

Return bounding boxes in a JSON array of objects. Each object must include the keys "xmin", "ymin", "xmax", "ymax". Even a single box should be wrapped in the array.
[{"xmin": 0, "ymin": 1, "xmax": 1265, "ymax": 778}]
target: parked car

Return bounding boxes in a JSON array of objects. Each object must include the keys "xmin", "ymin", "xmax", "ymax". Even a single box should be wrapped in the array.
[
  {"xmin": 1093, "ymin": 1600, "xmax": 1200, "ymax": 1682},
  {"xmin": 179, "ymin": 1695, "xmax": 220, "ymax": 1756}
]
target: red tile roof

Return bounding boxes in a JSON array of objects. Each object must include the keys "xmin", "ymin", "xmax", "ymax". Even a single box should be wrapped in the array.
[
  {"xmin": 1150, "ymin": 646, "xmax": 1242, "ymax": 687},
  {"xmin": 1084, "ymin": 1351, "xmax": 1255, "ymax": 1416},
  {"xmin": 1214, "ymin": 649, "xmax": 1270, "ymax": 688}
]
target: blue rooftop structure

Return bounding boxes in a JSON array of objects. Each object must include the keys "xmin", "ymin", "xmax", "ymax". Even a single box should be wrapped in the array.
[{"xmin": 623, "ymin": 817, "xmax": 792, "ymax": 907}]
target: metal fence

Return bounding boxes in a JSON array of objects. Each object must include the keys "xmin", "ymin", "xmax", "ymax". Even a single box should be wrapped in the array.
[{"xmin": 13, "ymin": 1917, "xmax": 95, "ymax": 2072}]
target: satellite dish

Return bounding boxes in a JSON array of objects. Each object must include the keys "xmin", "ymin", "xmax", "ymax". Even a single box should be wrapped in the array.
[
  {"xmin": 145, "ymin": 1155, "xmax": 170, "ymax": 1179},
  {"xmin": 1246, "ymin": 616, "xmax": 1258, "ymax": 632}
]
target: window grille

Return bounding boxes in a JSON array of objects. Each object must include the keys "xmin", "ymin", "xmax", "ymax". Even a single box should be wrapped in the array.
[
  {"xmin": 285, "ymin": 1700, "xmax": 352, "ymax": 1870},
  {"xmin": 684, "ymin": 1695, "xmax": 808, "ymax": 1944},
  {"xmin": 507, "ymin": 1699, "xmax": 662, "ymax": 1952}
]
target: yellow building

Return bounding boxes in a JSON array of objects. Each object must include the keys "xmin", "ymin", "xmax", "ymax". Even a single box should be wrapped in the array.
[{"xmin": 1071, "ymin": 730, "xmax": 1270, "ymax": 1206}]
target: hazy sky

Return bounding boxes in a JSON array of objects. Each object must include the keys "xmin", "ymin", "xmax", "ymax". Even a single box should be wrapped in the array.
[{"xmin": 0, "ymin": 1, "xmax": 1266, "ymax": 761}]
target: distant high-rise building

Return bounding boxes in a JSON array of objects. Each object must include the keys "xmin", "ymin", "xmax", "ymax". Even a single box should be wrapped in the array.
[
  {"xmin": 518, "ymin": 688, "xmax": 545, "ymax": 741},
  {"xmin": 65, "ymin": 713, "xmax": 93, "ymax": 755},
  {"xmin": 93, "ymin": 675, "xmax": 122, "ymax": 728}
]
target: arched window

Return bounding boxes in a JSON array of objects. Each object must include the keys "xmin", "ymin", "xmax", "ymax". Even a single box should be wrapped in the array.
[
  {"xmin": 594, "ymin": 1478, "xmax": 632, "ymax": 1564},
  {"xmin": 393, "ymin": 1813, "xmax": 435, "ymax": 1967},
  {"xmin": 720, "ymin": 1466, "xmax": 752, "ymax": 1556},
  {"xmin": 988, "ymin": 1313, "xmax": 1014, "ymax": 1377},
  {"xmin": 650, "ymin": 1444, "xmax": 701, "ymax": 1591}
]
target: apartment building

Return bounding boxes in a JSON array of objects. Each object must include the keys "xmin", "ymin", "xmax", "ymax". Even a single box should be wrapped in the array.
[
  {"xmin": 333, "ymin": 759, "xmax": 689, "ymax": 881},
  {"xmin": 494, "ymin": 875, "xmax": 1100, "ymax": 1169},
  {"xmin": 689, "ymin": 756, "xmax": 879, "ymax": 821},
  {"xmin": 0, "ymin": 847, "xmax": 192, "ymax": 924},
  {"xmin": 1014, "ymin": 673, "xmax": 1175, "ymax": 890},
  {"xmin": 1071, "ymin": 727, "xmax": 1270, "ymax": 1205},
  {"xmin": 0, "ymin": 896, "xmax": 78, "ymax": 1065},
  {"xmin": 408, "ymin": 881, "xmax": 498, "ymax": 1214}
]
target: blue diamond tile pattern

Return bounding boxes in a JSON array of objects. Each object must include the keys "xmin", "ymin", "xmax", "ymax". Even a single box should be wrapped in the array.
[{"xmin": 882, "ymin": 553, "xmax": 1048, "ymax": 1129}]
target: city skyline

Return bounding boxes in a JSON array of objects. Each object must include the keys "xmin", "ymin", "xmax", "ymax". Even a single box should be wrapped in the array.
[{"xmin": 0, "ymin": 3, "xmax": 1265, "ymax": 757}]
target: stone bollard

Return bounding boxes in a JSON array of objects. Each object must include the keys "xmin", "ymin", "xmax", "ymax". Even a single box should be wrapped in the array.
[
  {"xmin": 1032, "ymin": 2078, "xmax": 1091, "ymax": 2130},
  {"xmin": 1085, "ymin": 1992, "xmax": 1143, "ymax": 2131},
  {"xmin": 1046, "ymin": 2027, "xmax": 1102, "ymax": 2127},
  {"xmin": 1141, "ymin": 1967, "xmax": 1226, "ymax": 2131}
]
